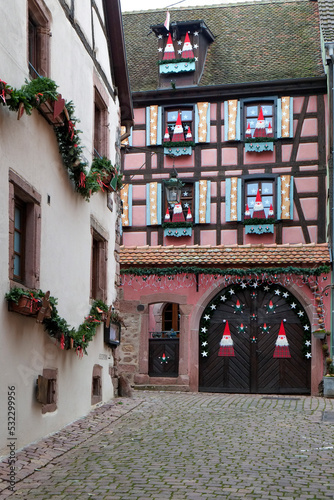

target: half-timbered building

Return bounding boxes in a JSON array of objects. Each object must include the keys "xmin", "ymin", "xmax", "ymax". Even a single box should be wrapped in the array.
[{"xmin": 119, "ymin": 0, "xmax": 332, "ymax": 395}]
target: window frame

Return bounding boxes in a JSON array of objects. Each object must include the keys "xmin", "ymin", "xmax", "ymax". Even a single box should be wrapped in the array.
[
  {"xmin": 91, "ymin": 365, "xmax": 102, "ymax": 405},
  {"xmin": 9, "ymin": 171, "xmax": 41, "ymax": 289},
  {"xmin": 27, "ymin": 0, "xmax": 51, "ymax": 78},
  {"xmin": 36, "ymin": 368, "xmax": 58, "ymax": 414},
  {"xmin": 94, "ymin": 87, "xmax": 108, "ymax": 159},
  {"xmin": 242, "ymin": 174, "xmax": 278, "ymax": 222},
  {"xmin": 90, "ymin": 217, "xmax": 108, "ymax": 302},
  {"xmin": 163, "ymin": 105, "xmax": 195, "ymax": 143},
  {"xmin": 240, "ymin": 97, "xmax": 277, "ymax": 141},
  {"xmin": 163, "ymin": 180, "xmax": 195, "ymax": 224}
]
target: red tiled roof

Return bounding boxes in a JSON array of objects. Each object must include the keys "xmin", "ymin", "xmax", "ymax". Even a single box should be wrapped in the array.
[{"xmin": 120, "ymin": 243, "xmax": 330, "ymax": 267}]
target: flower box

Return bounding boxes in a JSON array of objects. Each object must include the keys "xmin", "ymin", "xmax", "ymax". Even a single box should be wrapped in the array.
[
  {"xmin": 8, "ymin": 295, "xmax": 41, "ymax": 316},
  {"xmin": 245, "ymin": 142, "xmax": 274, "ymax": 153},
  {"xmin": 164, "ymin": 227, "xmax": 192, "ymax": 237},
  {"xmin": 312, "ymin": 329, "xmax": 327, "ymax": 340},
  {"xmin": 245, "ymin": 224, "xmax": 274, "ymax": 234},
  {"xmin": 164, "ymin": 146, "xmax": 192, "ymax": 156},
  {"xmin": 38, "ymin": 94, "xmax": 65, "ymax": 126},
  {"xmin": 159, "ymin": 61, "xmax": 196, "ymax": 74}
]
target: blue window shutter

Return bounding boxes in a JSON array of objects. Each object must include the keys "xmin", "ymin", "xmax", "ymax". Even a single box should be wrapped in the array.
[
  {"xmin": 128, "ymin": 128, "xmax": 133, "ymax": 147},
  {"xmin": 289, "ymin": 97, "xmax": 294, "ymax": 137},
  {"xmin": 289, "ymin": 176, "xmax": 294, "ymax": 219},
  {"xmin": 195, "ymin": 181, "xmax": 200, "ymax": 223},
  {"xmin": 146, "ymin": 107, "xmax": 151, "ymax": 146},
  {"xmin": 224, "ymin": 101, "xmax": 229, "ymax": 142},
  {"xmin": 276, "ymin": 99, "xmax": 282, "ymax": 139},
  {"xmin": 157, "ymin": 183, "xmax": 162, "ymax": 224},
  {"xmin": 146, "ymin": 183, "xmax": 151, "ymax": 224},
  {"xmin": 195, "ymin": 105, "xmax": 199, "ymax": 143},
  {"xmin": 237, "ymin": 178, "xmax": 242, "ymax": 221},
  {"xmin": 206, "ymin": 181, "xmax": 211, "ymax": 223},
  {"xmin": 206, "ymin": 104, "xmax": 211, "ymax": 143},
  {"xmin": 225, "ymin": 178, "xmax": 231, "ymax": 222},
  {"xmin": 235, "ymin": 101, "xmax": 241, "ymax": 141},
  {"xmin": 128, "ymin": 185, "xmax": 133, "ymax": 226},
  {"xmin": 157, "ymin": 107, "xmax": 162, "ymax": 145},
  {"xmin": 276, "ymin": 176, "xmax": 282, "ymax": 220}
]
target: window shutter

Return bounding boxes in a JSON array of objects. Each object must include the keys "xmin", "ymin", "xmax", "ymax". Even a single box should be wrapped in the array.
[
  {"xmin": 120, "ymin": 126, "xmax": 132, "ymax": 147},
  {"xmin": 224, "ymin": 100, "xmax": 240, "ymax": 141},
  {"xmin": 276, "ymin": 97, "xmax": 293, "ymax": 139},
  {"xmin": 225, "ymin": 177, "xmax": 242, "ymax": 222},
  {"xmin": 120, "ymin": 184, "xmax": 132, "ymax": 227},
  {"xmin": 146, "ymin": 106, "xmax": 162, "ymax": 146},
  {"xmin": 195, "ymin": 103, "xmax": 210, "ymax": 143},
  {"xmin": 36, "ymin": 375, "xmax": 49, "ymax": 404},
  {"xmin": 146, "ymin": 182, "xmax": 161, "ymax": 225},
  {"xmin": 195, "ymin": 180, "xmax": 211, "ymax": 223},
  {"xmin": 277, "ymin": 175, "xmax": 294, "ymax": 220}
]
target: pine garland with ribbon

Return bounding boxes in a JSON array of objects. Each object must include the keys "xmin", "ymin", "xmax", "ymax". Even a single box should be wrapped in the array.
[
  {"xmin": 158, "ymin": 58, "xmax": 196, "ymax": 65},
  {"xmin": 0, "ymin": 77, "xmax": 121, "ymax": 201},
  {"xmin": 5, "ymin": 288, "xmax": 124, "ymax": 356},
  {"xmin": 121, "ymin": 265, "xmax": 330, "ymax": 277}
]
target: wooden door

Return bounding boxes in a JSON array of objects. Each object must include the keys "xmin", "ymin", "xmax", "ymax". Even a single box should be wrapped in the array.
[{"xmin": 199, "ymin": 282, "xmax": 311, "ymax": 394}]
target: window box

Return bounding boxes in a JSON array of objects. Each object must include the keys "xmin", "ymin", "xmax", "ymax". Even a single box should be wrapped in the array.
[
  {"xmin": 245, "ymin": 141, "xmax": 274, "ymax": 153},
  {"xmin": 312, "ymin": 329, "xmax": 327, "ymax": 340},
  {"xmin": 164, "ymin": 226, "xmax": 192, "ymax": 237},
  {"xmin": 8, "ymin": 295, "xmax": 41, "ymax": 317},
  {"xmin": 323, "ymin": 376, "xmax": 334, "ymax": 398},
  {"xmin": 38, "ymin": 95, "xmax": 65, "ymax": 126},
  {"xmin": 245, "ymin": 224, "xmax": 274, "ymax": 234},
  {"xmin": 159, "ymin": 61, "xmax": 196, "ymax": 74},
  {"xmin": 164, "ymin": 145, "xmax": 192, "ymax": 156}
]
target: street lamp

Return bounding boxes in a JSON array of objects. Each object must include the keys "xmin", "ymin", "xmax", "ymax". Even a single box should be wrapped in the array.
[{"xmin": 164, "ymin": 168, "xmax": 184, "ymax": 204}]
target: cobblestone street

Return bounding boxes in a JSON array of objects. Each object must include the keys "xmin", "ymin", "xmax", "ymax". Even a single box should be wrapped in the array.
[{"xmin": 1, "ymin": 392, "xmax": 334, "ymax": 499}]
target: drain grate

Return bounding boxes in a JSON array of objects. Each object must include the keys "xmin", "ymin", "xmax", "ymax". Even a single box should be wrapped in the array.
[
  {"xmin": 262, "ymin": 396, "xmax": 301, "ymax": 401},
  {"xmin": 322, "ymin": 411, "xmax": 334, "ymax": 422}
]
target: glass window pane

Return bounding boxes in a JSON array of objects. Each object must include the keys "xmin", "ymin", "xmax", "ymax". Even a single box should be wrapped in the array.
[
  {"xmin": 262, "ymin": 182, "xmax": 273, "ymax": 194},
  {"xmin": 181, "ymin": 111, "xmax": 192, "ymax": 121},
  {"xmin": 167, "ymin": 111, "xmax": 178, "ymax": 122},
  {"xmin": 262, "ymin": 105, "xmax": 273, "ymax": 117},
  {"xmin": 246, "ymin": 106, "xmax": 258, "ymax": 117},
  {"xmin": 14, "ymin": 231, "xmax": 21, "ymax": 253},
  {"xmin": 14, "ymin": 255, "xmax": 20, "ymax": 276},
  {"xmin": 14, "ymin": 207, "xmax": 21, "ymax": 230},
  {"xmin": 247, "ymin": 183, "xmax": 259, "ymax": 195}
]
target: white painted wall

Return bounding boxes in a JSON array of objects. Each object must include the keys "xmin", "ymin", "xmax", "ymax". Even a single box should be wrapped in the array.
[{"xmin": 0, "ymin": 0, "xmax": 122, "ymax": 457}]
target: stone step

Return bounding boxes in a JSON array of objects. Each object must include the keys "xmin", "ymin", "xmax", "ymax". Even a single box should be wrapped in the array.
[{"xmin": 133, "ymin": 384, "xmax": 190, "ymax": 392}]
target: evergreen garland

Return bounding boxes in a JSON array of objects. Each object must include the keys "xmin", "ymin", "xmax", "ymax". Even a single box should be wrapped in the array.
[
  {"xmin": 158, "ymin": 58, "xmax": 196, "ymax": 65},
  {"xmin": 0, "ymin": 77, "xmax": 121, "ymax": 201},
  {"xmin": 5, "ymin": 288, "xmax": 124, "ymax": 355},
  {"xmin": 163, "ymin": 141, "xmax": 195, "ymax": 148},
  {"xmin": 162, "ymin": 222, "xmax": 193, "ymax": 228},
  {"xmin": 243, "ymin": 218, "xmax": 277, "ymax": 225},
  {"xmin": 121, "ymin": 265, "xmax": 330, "ymax": 277}
]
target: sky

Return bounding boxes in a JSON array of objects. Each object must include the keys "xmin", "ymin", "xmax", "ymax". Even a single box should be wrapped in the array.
[{"xmin": 121, "ymin": 0, "xmax": 257, "ymax": 12}]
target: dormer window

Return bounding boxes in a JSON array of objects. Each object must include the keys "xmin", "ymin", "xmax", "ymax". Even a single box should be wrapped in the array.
[{"xmin": 164, "ymin": 107, "xmax": 194, "ymax": 143}]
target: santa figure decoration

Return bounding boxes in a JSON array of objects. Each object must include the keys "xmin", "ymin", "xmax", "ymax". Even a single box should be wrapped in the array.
[
  {"xmin": 218, "ymin": 321, "xmax": 235, "ymax": 357},
  {"xmin": 185, "ymin": 125, "xmax": 193, "ymax": 141},
  {"xmin": 163, "ymin": 126, "xmax": 170, "ymax": 142},
  {"xmin": 268, "ymin": 203, "xmax": 274, "ymax": 219},
  {"xmin": 163, "ymin": 33, "xmax": 176, "ymax": 60},
  {"xmin": 244, "ymin": 204, "xmax": 251, "ymax": 219},
  {"xmin": 172, "ymin": 112, "xmax": 185, "ymax": 142},
  {"xmin": 186, "ymin": 206, "xmax": 193, "ymax": 223},
  {"xmin": 252, "ymin": 189, "xmax": 266, "ymax": 219},
  {"xmin": 172, "ymin": 202, "xmax": 185, "ymax": 223},
  {"xmin": 266, "ymin": 121, "xmax": 273, "ymax": 138},
  {"xmin": 253, "ymin": 107, "xmax": 266, "ymax": 138},
  {"xmin": 164, "ymin": 207, "xmax": 171, "ymax": 222},
  {"xmin": 273, "ymin": 321, "xmax": 291, "ymax": 358},
  {"xmin": 181, "ymin": 32, "xmax": 195, "ymax": 59},
  {"xmin": 245, "ymin": 123, "xmax": 252, "ymax": 138}
]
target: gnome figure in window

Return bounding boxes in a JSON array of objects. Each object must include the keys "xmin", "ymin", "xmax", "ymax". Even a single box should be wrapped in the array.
[
  {"xmin": 218, "ymin": 321, "xmax": 235, "ymax": 357},
  {"xmin": 252, "ymin": 189, "xmax": 266, "ymax": 218},
  {"xmin": 172, "ymin": 201, "xmax": 185, "ymax": 223}
]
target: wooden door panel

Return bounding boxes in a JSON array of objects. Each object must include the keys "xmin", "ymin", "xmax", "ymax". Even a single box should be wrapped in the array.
[
  {"xmin": 149, "ymin": 339, "xmax": 179, "ymax": 377},
  {"xmin": 199, "ymin": 283, "xmax": 311, "ymax": 394}
]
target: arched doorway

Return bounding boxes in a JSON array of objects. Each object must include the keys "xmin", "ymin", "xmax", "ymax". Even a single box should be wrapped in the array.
[
  {"xmin": 149, "ymin": 303, "xmax": 180, "ymax": 377},
  {"xmin": 199, "ymin": 282, "xmax": 311, "ymax": 394}
]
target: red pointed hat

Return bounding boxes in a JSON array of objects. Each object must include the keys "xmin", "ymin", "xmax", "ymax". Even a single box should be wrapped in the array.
[
  {"xmin": 245, "ymin": 123, "xmax": 252, "ymax": 137},
  {"xmin": 163, "ymin": 33, "xmax": 175, "ymax": 60},
  {"xmin": 257, "ymin": 107, "xmax": 265, "ymax": 122},
  {"xmin": 223, "ymin": 320, "xmax": 231, "ymax": 336},
  {"xmin": 164, "ymin": 126, "xmax": 170, "ymax": 142},
  {"xmin": 181, "ymin": 32, "xmax": 194, "ymax": 59},
  {"xmin": 172, "ymin": 111, "xmax": 185, "ymax": 142}
]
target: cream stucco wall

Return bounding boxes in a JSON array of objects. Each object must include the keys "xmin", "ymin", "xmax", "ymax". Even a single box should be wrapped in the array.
[{"xmin": 0, "ymin": 0, "xmax": 122, "ymax": 457}]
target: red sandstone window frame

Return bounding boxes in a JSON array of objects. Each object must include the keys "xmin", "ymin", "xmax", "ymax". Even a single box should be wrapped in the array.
[
  {"xmin": 90, "ymin": 218, "xmax": 108, "ymax": 302},
  {"xmin": 94, "ymin": 88, "xmax": 109, "ymax": 158},
  {"xmin": 9, "ymin": 170, "xmax": 41, "ymax": 290},
  {"xmin": 27, "ymin": 0, "xmax": 51, "ymax": 78}
]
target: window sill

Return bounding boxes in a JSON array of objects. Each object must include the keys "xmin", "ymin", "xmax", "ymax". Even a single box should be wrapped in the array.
[
  {"xmin": 164, "ymin": 146, "xmax": 192, "ymax": 156},
  {"xmin": 159, "ymin": 61, "xmax": 196, "ymax": 74},
  {"xmin": 245, "ymin": 142, "xmax": 274, "ymax": 152},
  {"xmin": 245, "ymin": 224, "xmax": 274, "ymax": 234},
  {"xmin": 164, "ymin": 227, "xmax": 192, "ymax": 237}
]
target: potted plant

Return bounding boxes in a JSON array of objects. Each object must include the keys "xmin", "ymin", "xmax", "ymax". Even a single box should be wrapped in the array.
[
  {"xmin": 323, "ymin": 358, "xmax": 334, "ymax": 397},
  {"xmin": 6, "ymin": 288, "xmax": 42, "ymax": 317},
  {"xmin": 312, "ymin": 329, "xmax": 328, "ymax": 340}
]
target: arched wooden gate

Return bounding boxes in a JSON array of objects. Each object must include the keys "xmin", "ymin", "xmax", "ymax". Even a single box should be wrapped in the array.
[{"xmin": 199, "ymin": 282, "xmax": 311, "ymax": 394}]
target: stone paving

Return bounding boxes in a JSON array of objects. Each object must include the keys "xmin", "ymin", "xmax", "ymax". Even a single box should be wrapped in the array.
[{"xmin": 1, "ymin": 392, "xmax": 334, "ymax": 499}]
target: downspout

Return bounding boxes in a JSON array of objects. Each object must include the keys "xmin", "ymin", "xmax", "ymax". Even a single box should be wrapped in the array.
[{"xmin": 327, "ymin": 44, "xmax": 334, "ymax": 362}]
